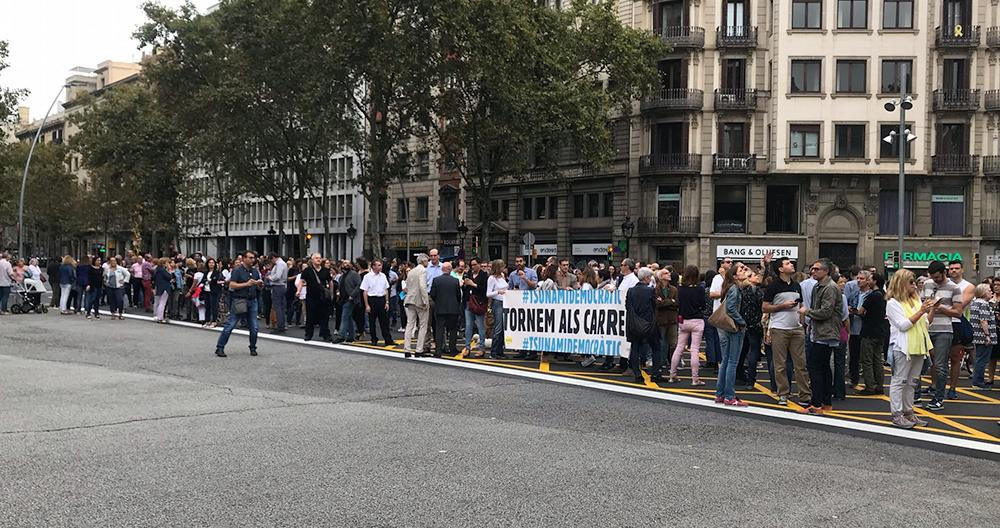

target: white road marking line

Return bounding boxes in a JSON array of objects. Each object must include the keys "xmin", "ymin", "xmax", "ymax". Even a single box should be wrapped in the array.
[{"xmin": 108, "ymin": 310, "xmax": 1000, "ymax": 456}]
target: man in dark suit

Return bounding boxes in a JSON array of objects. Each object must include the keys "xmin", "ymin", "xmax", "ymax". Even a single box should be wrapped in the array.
[{"xmin": 429, "ymin": 261, "xmax": 462, "ymax": 357}]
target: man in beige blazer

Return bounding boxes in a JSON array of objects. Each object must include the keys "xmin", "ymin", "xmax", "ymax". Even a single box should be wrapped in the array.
[{"xmin": 403, "ymin": 254, "xmax": 430, "ymax": 357}]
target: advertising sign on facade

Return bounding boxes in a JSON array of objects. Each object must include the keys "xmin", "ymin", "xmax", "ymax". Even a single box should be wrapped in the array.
[
  {"xmin": 520, "ymin": 244, "xmax": 558, "ymax": 256},
  {"xmin": 572, "ymin": 243, "xmax": 613, "ymax": 255},
  {"xmin": 716, "ymin": 245, "xmax": 799, "ymax": 260}
]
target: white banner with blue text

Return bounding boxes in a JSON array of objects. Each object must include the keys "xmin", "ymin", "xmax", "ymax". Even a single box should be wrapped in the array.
[{"xmin": 503, "ymin": 289, "xmax": 631, "ymax": 358}]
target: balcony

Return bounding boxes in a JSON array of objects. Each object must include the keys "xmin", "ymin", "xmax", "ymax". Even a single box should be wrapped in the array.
[
  {"xmin": 638, "ymin": 153, "xmax": 702, "ymax": 175},
  {"xmin": 640, "ymin": 88, "xmax": 704, "ymax": 112},
  {"xmin": 935, "ymin": 25, "xmax": 980, "ymax": 48},
  {"xmin": 988, "ymin": 27, "xmax": 1000, "ymax": 49},
  {"xmin": 716, "ymin": 26, "xmax": 757, "ymax": 49},
  {"xmin": 713, "ymin": 154, "xmax": 757, "ymax": 173},
  {"xmin": 931, "ymin": 154, "xmax": 979, "ymax": 175},
  {"xmin": 984, "ymin": 155, "xmax": 1000, "ymax": 177},
  {"xmin": 653, "ymin": 26, "xmax": 705, "ymax": 49},
  {"xmin": 983, "ymin": 219, "xmax": 1000, "ymax": 240},
  {"xmin": 636, "ymin": 216, "xmax": 700, "ymax": 236},
  {"xmin": 714, "ymin": 89, "xmax": 758, "ymax": 111},
  {"xmin": 986, "ymin": 90, "xmax": 1000, "ymax": 111},
  {"xmin": 932, "ymin": 89, "xmax": 980, "ymax": 112}
]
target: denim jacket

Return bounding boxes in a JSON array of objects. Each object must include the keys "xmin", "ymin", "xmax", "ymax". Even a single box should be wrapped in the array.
[{"xmin": 724, "ymin": 285, "xmax": 746, "ymax": 327}]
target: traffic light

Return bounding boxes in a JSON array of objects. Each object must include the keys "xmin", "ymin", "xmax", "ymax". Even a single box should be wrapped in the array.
[
  {"xmin": 891, "ymin": 250, "xmax": 900, "ymax": 270},
  {"xmin": 973, "ymin": 252, "xmax": 980, "ymax": 272},
  {"xmin": 607, "ymin": 245, "xmax": 613, "ymax": 261}
]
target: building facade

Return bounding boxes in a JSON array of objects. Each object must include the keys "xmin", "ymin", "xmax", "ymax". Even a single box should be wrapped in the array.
[{"xmin": 429, "ymin": 0, "xmax": 1000, "ymax": 277}]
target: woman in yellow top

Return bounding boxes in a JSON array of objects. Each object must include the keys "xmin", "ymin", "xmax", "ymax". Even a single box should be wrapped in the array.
[{"xmin": 885, "ymin": 269, "xmax": 937, "ymax": 429}]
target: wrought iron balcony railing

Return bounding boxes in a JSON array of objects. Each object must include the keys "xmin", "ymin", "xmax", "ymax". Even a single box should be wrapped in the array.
[
  {"xmin": 716, "ymin": 26, "xmax": 757, "ymax": 48},
  {"xmin": 636, "ymin": 216, "xmax": 701, "ymax": 235},
  {"xmin": 640, "ymin": 88, "xmax": 704, "ymax": 112},
  {"xmin": 935, "ymin": 25, "xmax": 980, "ymax": 48},
  {"xmin": 653, "ymin": 26, "xmax": 705, "ymax": 49},
  {"xmin": 714, "ymin": 89, "xmax": 758, "ymax": 111},
  {"xmin": 713, "ymin": 153, "xmax": 757, "ymax": 173},
  {"xmin": 638, "ymin": 153, "xmax": 702, "ymax": 174},
  {"xmin": 931, "ymin": 154, "xmax": 979, "ymax": 174},
  {"xmin": 932, "ymin": 89, "xmax": 981, "ymax": 112}
]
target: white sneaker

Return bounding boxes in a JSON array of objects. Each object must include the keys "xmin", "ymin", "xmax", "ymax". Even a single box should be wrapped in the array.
[{"xmin": 397, "ymin": 327, "xmax": 405, "ymax": 333}]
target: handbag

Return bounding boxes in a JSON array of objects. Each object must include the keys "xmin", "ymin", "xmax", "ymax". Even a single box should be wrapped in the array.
[
  {"xmin": 624, "ymin": 289, "xmax": 656, "ymax": 340},
  {"xmin": 708, "ymin": 303, "xmax": 738, "ymax": 333},
  {"xmin": 311, "ymin": 267, "xmax": 333, "ymax": 301},
  {"xmin": 232, "ymin": 297, "xmax": 248, "ymax": 315},
  {"xmin": 468, "ymin": 295, "xmax": 487, "ymax": 316}
]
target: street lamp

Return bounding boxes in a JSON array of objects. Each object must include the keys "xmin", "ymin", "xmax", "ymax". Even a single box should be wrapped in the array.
[
  {"xmin": 884, "ymin": 88, "xmax": 916, "ymax": 270},
  {"xmin": 17, "ymin": 70, "xmax": 93, "ymax": 258},
  {"xmin": 457, "ymin": 220, "xmax": 468, "ymax": 258},
  {"xmin": 620, "ymin": 216, "xmax": 635, "ymax": 259},
  {"xmin": 347, "ymin": 222, "xmax": 357, "ymax": 261}
]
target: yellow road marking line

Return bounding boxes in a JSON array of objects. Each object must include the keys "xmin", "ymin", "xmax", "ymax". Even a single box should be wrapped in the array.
[
  {"xmin": 823, "ymin": 412, "xmax": 987, "ymax": 440},
  {"xmin": 955, "ymin": 387, "xmax": 1000, "ymax": 403},
  {"xmin": 937, "ymin": 414, "xmax": 1000, "ymax": 421},
  {"xmin": 539, "ymin": 359, "xmax": 550, "ymax": 372}
]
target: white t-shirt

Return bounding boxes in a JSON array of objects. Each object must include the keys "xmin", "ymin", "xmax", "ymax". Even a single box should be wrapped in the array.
[
  {"xmin": 710, "ymin": 273, "xmax": 724, "ymax": 311},
  {"xmin": 618, "ymin": 272, "xmax": 639, "ymax": 294},
  {"xmin": 361, "ymin": 271, "xmax": 390, "ymax": 297},
  {"xmin": 295, "ymin": 275, "xmax": 307, "ymax": 300},
  {"xmin": 952, "ymin": 278, "xmax": 973, "ymax": 322}
]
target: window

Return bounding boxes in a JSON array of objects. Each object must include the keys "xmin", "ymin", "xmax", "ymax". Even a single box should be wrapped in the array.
[
  {"xmin": 714, "ymin": 185, "xmax": 747, "ymax": 233},
  {"xmin": 880, "ymin": 60, "xmax": 912, "ymax": 94},
  {"xmin": 882, "ymin": 0, "xmax": 913, "ymax": 29},
  {"xmin": 602, "ymin": 192, "xmax": 614, "ymax": 218},
  {"xmin": 878, "ymin": 190, "xmax": 912, "ymax": 235},
  {"xmin": 657, "ymin": 186, "xmax": 680, "ymax": 228},
  {"xmin": 573, "ymin": 194, "xmax": 584, "ymax": 218},
  {"xmin": 522, "ymin": 198, "xmax": 532, "ymax": 220},
  {"xmin": 415, "ymin": 197, "xmax": 429, "ymax": 221},
  {"xmin": 549, "ymin": 197, "xmax": 558, "ymax": 219},
  {"xmin": 396, "ymin": 198, "xmax": 408, "ymax": 222},
  {"xmin": 535, "ymin": 196, "xmax": 546, "ymax": 220},
  {"xmin": 587, "ymin": 193, "xmax": 600, "ymax": 218},
  {"xmin": 792, "ymin": 0, "xmax": 822, "ymax": 28},
  {"xmin": 932, "ymin": 189, "xmax": 965, "ymax": 236},
  {"xmin": 837, "ymin": 0, "xmax": 867, "ymax": 29},
  {"xmin": 766, "ymin": 186, "xmax": 799, "ymax": 233},
  {"xmin": 879, "ymin": 124, "xmax": 912, "ymax": 158},
  {"xmin": 790, "ymin": 60, "xmax": 821, "ymax": 93},
  {"xmin": 836, "ymin": 60, "xmax": 866, "ymax": 93},
  {"xmin": 790, "ymin": 124, "xmax": 821, "ymax": 157},
  {"xmin": 834, "ymin": 124, "xmax": 866, "ymax": 158},
  {"xmin": 720, "ymin": 123, "xmax": 748, "ymax": 154},
  {"xmin": 415, "ymin": 151, "xmax": 430, "ymax": 176}
]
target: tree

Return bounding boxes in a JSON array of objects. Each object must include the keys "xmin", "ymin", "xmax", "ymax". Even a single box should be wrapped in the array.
[
  {"xmin": 137, "ymin": 0, "xmax": 354, "ymax": 257},
  {"xmin": 317, "ymin": 0, "xmax": 439, "ymax": 260},
  {"xmin": 70, "ymin": 80, "xmax": 186, "ymax": 254},
  {"xmin": 429, "ymin": 0, "xmax": 664, "ymax": 256},
  {"xmin": 0, "ymin": 40, "xmax": 27, "ymax": 128},
  {"xmin": 0, "ymin": 142, "xmax": 84, "ymax": 256}
]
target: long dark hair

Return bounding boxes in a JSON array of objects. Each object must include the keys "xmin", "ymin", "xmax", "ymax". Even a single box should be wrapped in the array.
[{"xmin": 720, "ymin": 263, "xmax": 742, "ymax": 299}]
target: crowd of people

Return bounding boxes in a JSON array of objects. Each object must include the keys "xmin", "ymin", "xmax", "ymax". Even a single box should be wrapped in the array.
[{"xmin": 2, "ymin": 247, "xmax": 997, "ymax": 429}]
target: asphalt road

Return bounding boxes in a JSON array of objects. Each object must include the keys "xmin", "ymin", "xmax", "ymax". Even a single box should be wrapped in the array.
[{"xmin": 1, "ymin": 313, "xmax": 998, "ymax": 527}]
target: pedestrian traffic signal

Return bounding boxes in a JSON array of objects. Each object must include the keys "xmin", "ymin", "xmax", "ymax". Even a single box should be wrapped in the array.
[
  {"xmin": 973, "ymin": 252, "xmax": 980, "ymax": 272},
  {"xmin": 891, "ymin": 250, "xmax": 900, "ymax": 269}
]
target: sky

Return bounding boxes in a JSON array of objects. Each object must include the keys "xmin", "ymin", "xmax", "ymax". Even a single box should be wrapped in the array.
[{"xmin": 2, "ymin": 0, "xmax": 216, "ymax": 118}]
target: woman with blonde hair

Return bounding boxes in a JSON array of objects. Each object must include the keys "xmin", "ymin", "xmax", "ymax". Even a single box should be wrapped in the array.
[{"xmin": 885, "ymin": 269, "xmax": 937, "ymax": 428}]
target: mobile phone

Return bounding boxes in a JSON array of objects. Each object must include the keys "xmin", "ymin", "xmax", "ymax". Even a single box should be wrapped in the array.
[{"xmin": 932, "ymin": 297, "xmax": 943, "ymax": 305}]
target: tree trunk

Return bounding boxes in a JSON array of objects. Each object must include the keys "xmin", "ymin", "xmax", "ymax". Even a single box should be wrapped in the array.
[
  {"xmin": 223, "ymin": 213, "xmax": 231, "ymax": 259},
  {"xmin": 321, "ymin": 170, "xmax": 330, "ymax": 257},
  {"xmin": 294, "ymin": 198, "xmax": 308, "ymax": 257},
  {"xmin": 368, "ymin": 192, "xmax": 382, "ymax": 261},
  {"xmin": 275, "ymin": 200, "xmax": 285, "ymax": 256}
]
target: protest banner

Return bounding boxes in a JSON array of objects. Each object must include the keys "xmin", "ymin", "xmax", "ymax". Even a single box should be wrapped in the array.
[{"xmin": 502, "ymin": 289, "xmax": 631, "ymax": 358}]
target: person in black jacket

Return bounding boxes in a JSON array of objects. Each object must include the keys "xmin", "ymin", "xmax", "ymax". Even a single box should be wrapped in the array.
[
  {"xmin": 462, "ymin": 258, "xmax": 489, "ymax": 357},
  {"xmin": 626, "ymin": 267, "xmax": 661, "ymax": 383},
  {"xmin": 302, "ymin": 253, "xmax": 333, "ymax": 342},
  {"xmin": 84, "ymin": 256, "xmax": 104, "ymax": 319},
  {"xmin": 429, "ymin": 262, "xmax": 462, "ymax": 357}
]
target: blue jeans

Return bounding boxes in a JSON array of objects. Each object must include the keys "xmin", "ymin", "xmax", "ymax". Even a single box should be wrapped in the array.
[
  {"xmin": 216, "ymin": 297, "xmax": 259, "ymax": 352},
  {"xmin": 716, "ymin": 329, "xmax": 745, "ymax": 400},
  {"xmin": 490, "ymin": 299, "xmax": 505, "ymax": 357},
  {"xmin": 85, "ymin": 287, "xmax": 102, "ymax": 316},
  {"xmin": 108, "ymin": 287, "xmax": 125, "ymax": 315},
  {"xmin": 973, "ymin": 343, "xmax": 992, "ymax": 385},
  {"xmin": 741, "ymin": 331, "xmax": 764, "ymax": 385},
  {"xmin": 337, "ymin": 300, "xmax": 356, "ymax": 339},
  {"xmin": 0, "ymin": 285, "xmax": 9, "ymax": 312},
  {"xmin": 704, "ymin": 320, "xmax": 720, "ymax": 364},
  {"xmin": 464, "ymin": 307, "xmax": 486, "ymax": 353}
]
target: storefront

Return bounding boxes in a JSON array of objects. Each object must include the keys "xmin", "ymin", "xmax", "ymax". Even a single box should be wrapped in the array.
[
  {"xmin": 873, "ymin": 240, "xmax": 981, "ymax": 277},
  {"xmin": 712, "ymin": 243, "xmax": 804, "ymax": 267}
]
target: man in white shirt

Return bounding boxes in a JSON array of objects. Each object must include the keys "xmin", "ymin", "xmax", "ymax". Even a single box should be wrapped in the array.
[
  {"xmin": 361, "ymin": 259, "xmax": 392, "ymax": 346},
  {"xmin": 946, "ymin": 260, "xmax": 976, "ymax": 400},
  {"xmin": 617, "ymin": 258, "xmax": 639, "ymax": 293}
]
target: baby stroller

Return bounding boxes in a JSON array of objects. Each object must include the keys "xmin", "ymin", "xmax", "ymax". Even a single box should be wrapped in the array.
[{"xmin": 9, "ymin": 280, "xmax": 48, "ymax": 314}]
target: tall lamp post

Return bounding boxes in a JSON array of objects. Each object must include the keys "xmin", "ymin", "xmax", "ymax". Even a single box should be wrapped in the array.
[
  {"xmin": 883, "ymin": 88, "xmax": 915, "ymax": 270},
  {"xmin": 620, "ymin": 216, "xmax": 635, "ymax": 259},
  {"xmin": 17, "ymin": 73, "xmax": 92, "ymax": 258},
  {"xmin": 457, "ymin": 220, "xmax": 468, "ymax": 259},
  {"xmin": 347, "ymin": 223, "xmax": 357, "ymax": 261}
]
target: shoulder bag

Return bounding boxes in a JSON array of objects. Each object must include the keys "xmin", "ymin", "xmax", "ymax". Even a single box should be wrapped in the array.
[
  {"xmin": 708, "ymin": 299, "xmax": 738, "ymax": 333},
  {"xmin": 624, "ymin": 289, "xmax": 656, "ymax": 340}
]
